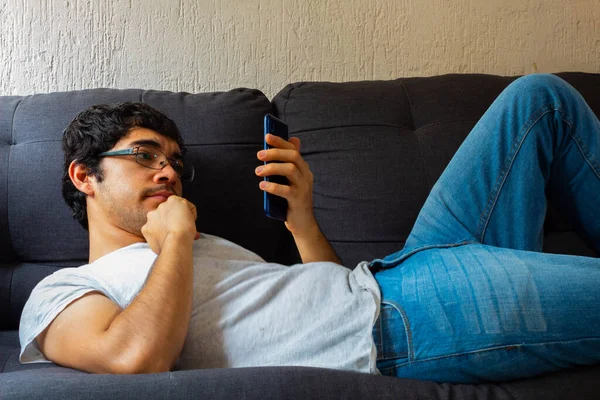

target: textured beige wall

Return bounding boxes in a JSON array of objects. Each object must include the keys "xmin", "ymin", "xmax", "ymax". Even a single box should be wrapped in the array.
[{"xmin": 1, "ymin": 0, "xmax": 599, "ymax": 99}]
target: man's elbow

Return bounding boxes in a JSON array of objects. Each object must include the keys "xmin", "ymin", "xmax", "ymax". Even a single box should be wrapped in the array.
[{"xmin": 109, "ymin": 351, "xmax": 173, "ymax": 374}]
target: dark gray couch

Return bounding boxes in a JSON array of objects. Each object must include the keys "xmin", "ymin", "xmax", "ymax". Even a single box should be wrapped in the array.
[{"xmin": 1, "ymin": 73, "xmax": 599, "ymax": 399}]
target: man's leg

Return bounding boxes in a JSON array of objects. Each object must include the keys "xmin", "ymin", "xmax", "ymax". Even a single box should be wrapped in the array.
[
  {"xmin": 370, "ymin": 73, "xmax": 600, "ymax": 269},
  {"xmin": 374, "ymin": 244, "xmax": 600, "ymax": 383},
  {"xmin": 370, "ymin": 74, "xmax": 600, "ymax": 382}
]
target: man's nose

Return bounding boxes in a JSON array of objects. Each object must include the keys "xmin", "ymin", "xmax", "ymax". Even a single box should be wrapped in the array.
[{"xmin": 155, "ymin": 162, "xmax": 179, "ymax": 184}]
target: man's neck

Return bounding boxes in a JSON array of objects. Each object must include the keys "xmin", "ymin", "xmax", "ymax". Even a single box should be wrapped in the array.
[{"xmin": 88, "ymin": 224, "xmax": 146, "ymax": 264}]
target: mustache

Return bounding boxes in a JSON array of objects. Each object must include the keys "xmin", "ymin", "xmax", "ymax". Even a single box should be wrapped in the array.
[{"xmin": 143, "ymin": 185, "xmax": 179, "ymax": 197}]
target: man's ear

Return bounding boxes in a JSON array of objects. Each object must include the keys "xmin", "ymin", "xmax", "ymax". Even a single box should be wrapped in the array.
[{"xmin": 68, "ymin": 161, "xmax": 95, "ymax": 196}]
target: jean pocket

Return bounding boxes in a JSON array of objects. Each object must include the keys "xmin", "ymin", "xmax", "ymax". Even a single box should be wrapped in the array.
[{"xmin": 373, "ymin": 302, "xmax": 411, "ymax": 361}]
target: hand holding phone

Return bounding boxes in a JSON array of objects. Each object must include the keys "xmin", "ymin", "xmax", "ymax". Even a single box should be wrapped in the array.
[{"xmin": 263, "ymin": 114, "xmax": 289, "ymax": 221}]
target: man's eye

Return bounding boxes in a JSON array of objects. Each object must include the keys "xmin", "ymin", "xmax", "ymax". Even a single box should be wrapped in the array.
[
  {"xmin": 171, "ymin": 161, "xmax": 184, "ymax": 174},
  {"xmin": 138, "ymin": 151, "xmax": 153, "ymax": 161},
  {"xmin": 170, "ymin": 159, "xmax": 183, "ymax": 168}
]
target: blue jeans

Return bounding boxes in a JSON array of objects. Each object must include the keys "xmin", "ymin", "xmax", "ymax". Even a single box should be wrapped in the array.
[{"xmin": 369, "ymin": 74, "xmax": 600, "ymax": 383}]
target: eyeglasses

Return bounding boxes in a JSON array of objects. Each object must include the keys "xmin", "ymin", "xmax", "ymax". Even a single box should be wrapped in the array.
[{"xmin": 98, "ymin": 145, "xmax": 195, "ymax": 182}]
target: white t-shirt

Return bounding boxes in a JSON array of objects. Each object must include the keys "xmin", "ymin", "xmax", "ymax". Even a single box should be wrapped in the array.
[{"xmin": 19, "ymin": 233, "xmax": 381, "ymax": 373}]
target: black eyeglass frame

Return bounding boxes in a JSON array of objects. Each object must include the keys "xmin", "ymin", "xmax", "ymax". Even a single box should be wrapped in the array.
[{"xmin": 98, "ymin": 145, "xmax": 195, "ymax": 183}]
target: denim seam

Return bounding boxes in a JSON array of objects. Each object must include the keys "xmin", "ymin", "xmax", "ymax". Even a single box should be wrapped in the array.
[
  {"xmin": 414, "ymin": 132, "xmax": 431, "ymax": 190},
  {"xmin": 389, "ymin": 336, "xmax": 600, "ymax": 370},
  {"xmin": 375, "ymin": 311, "xmax": 383, "ymax": 356},
  {"xmin": 370, "ymin": 239, "xmax": 476, "ymax": 269},
  {"xmin": 476, "ymin": 104, "xmax": 561, "ymax": 243},
  {"xmin": 564, "ymin": 116, "xmax": 600, "ymax": 180},
  {"xmin": 380, "ymin": 299, "xmax": 414, "ymax": 361}
]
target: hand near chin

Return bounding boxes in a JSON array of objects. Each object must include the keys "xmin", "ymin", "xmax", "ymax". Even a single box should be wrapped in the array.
[{"xmin": 141, "ymin": 196, "xmax": 200, "ymax": 254}]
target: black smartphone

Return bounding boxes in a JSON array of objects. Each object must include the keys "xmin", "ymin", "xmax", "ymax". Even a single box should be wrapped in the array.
[{"xmin": 263, "ymin": 114, "xmax": 289, "ymax": 221}]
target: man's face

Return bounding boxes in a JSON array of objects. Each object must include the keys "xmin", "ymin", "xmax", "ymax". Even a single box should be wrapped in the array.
[{"xmin": 89, "ymin": 127, "xmax": 184, "ymax": 237}]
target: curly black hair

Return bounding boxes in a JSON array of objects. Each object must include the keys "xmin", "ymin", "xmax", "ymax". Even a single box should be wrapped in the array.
[{"xmin": 62, "ymin": 102, "xmax": 185, "ymax": 230}]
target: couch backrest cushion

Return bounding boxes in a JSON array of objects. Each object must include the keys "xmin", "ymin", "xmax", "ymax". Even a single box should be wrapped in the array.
[
  {"xmin": 0, "ymin": 88, "xmax": 298, "ymax": 330},
  {"xmin": 272, "ymin": 73, "xmax": 600, "ymax": 267}
]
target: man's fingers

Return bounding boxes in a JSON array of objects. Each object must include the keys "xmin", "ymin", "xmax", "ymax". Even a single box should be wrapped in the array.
[
  {"xmin": 260, "ymin": 180, "xmax": 292, "ymax": 200},
  {"xmin": 256, "ymin": 162, "xmax": 303, "ymax": 186},
  {"xmin": 258, "ymin": 149, "xmax": 311, "ymax": 177},
  {"xmin": 258, "ymin": 147, "xmax": 299, "ymax": 162},
  {"xmin": 265, "ymin": 133, "xmax": 295, "ymax": 150}
]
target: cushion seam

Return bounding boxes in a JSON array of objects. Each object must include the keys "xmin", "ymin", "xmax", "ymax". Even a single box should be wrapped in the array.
[
  {"xmin": 289, "ymin": 123, "xmax": 410, "ymax": 135},
  {"xmin": 6, "ymin": 267, "xmax": 14, "ymax": 330},
  {"xmin": 6, "ymin": 99, "xmax": 23, "ymax": 264},
  {"xmin": 1, "ymin": 347, "xmax": 12, "ymax": 372},
  {"xmin": 281, "ymin": 85, "xmax": 295, "ymax": 121},
  {"xmin": 11, "ymin": 99, "xmax": 22, "ymax": 146},
  {"xmin": 281, "ymin": 83, "xmax": 306, "ymax": 122},
  {"xmin": 414, "ymin": 132, "xmax": 431, "ymax": 190},
  {"xmin": 5, "ymin": 99, "xmax": 22, "ymax": 329},
  {"xmin": 399, "ymin": 80, "xmax": 416, "ymax": 131},
  {"xmin": 405, "ymin": 76, "xmax": 432, "ymax": 190},
  {"xmin": 418, "ymin": 118, "xmax": 481, "ymax": 131}
]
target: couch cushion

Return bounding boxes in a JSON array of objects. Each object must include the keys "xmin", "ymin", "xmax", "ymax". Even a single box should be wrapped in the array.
[
  {"xmin": 272, "ymin": 73, "xmax": 600, "ymax": 267},
  {"xmin": 0, "ymin": 263, "xmax": 64, "ymax": 330},
  {"xmin": 0, "ymin": 330, "xmax": 59, "ymax": 373}
]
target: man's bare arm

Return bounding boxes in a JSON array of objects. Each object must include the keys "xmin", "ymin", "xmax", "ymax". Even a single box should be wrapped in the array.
[
  {"xmin": 291, "ymin": 223, "xmax": 341, "ymax": 265},
  {"xmin": 37, "ymin": 197, "xmax": 197, "ymax": 374},
  {"xmin": 257, "ymin": 134, "xmax": 341, "ymax": 265}
]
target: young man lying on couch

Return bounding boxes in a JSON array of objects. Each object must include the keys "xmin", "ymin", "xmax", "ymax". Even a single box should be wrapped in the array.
[{"xmin": 19, "ymin": 74, "xmax": 600, "ymax": 383}]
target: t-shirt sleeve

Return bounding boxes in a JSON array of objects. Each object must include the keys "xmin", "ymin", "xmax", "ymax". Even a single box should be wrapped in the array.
[{"xmin": 18, "ymin": 268, "xmax": 112, "ymax": 364}]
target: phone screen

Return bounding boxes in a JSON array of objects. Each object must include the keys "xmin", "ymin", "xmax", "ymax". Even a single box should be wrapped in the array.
[{"xmin": 263, "ymin": 114, "xmax": 289, "ymax": 221}]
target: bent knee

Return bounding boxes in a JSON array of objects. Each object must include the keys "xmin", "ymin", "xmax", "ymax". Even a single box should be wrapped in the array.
[{"xmin": 509, "ymin": 73, "xmax": 577, "ymax": 100}]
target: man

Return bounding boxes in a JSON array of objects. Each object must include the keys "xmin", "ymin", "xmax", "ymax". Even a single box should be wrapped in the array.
[{"xmin": 19, "ymin": 74, "xmax": 600, "ymax": 383}]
